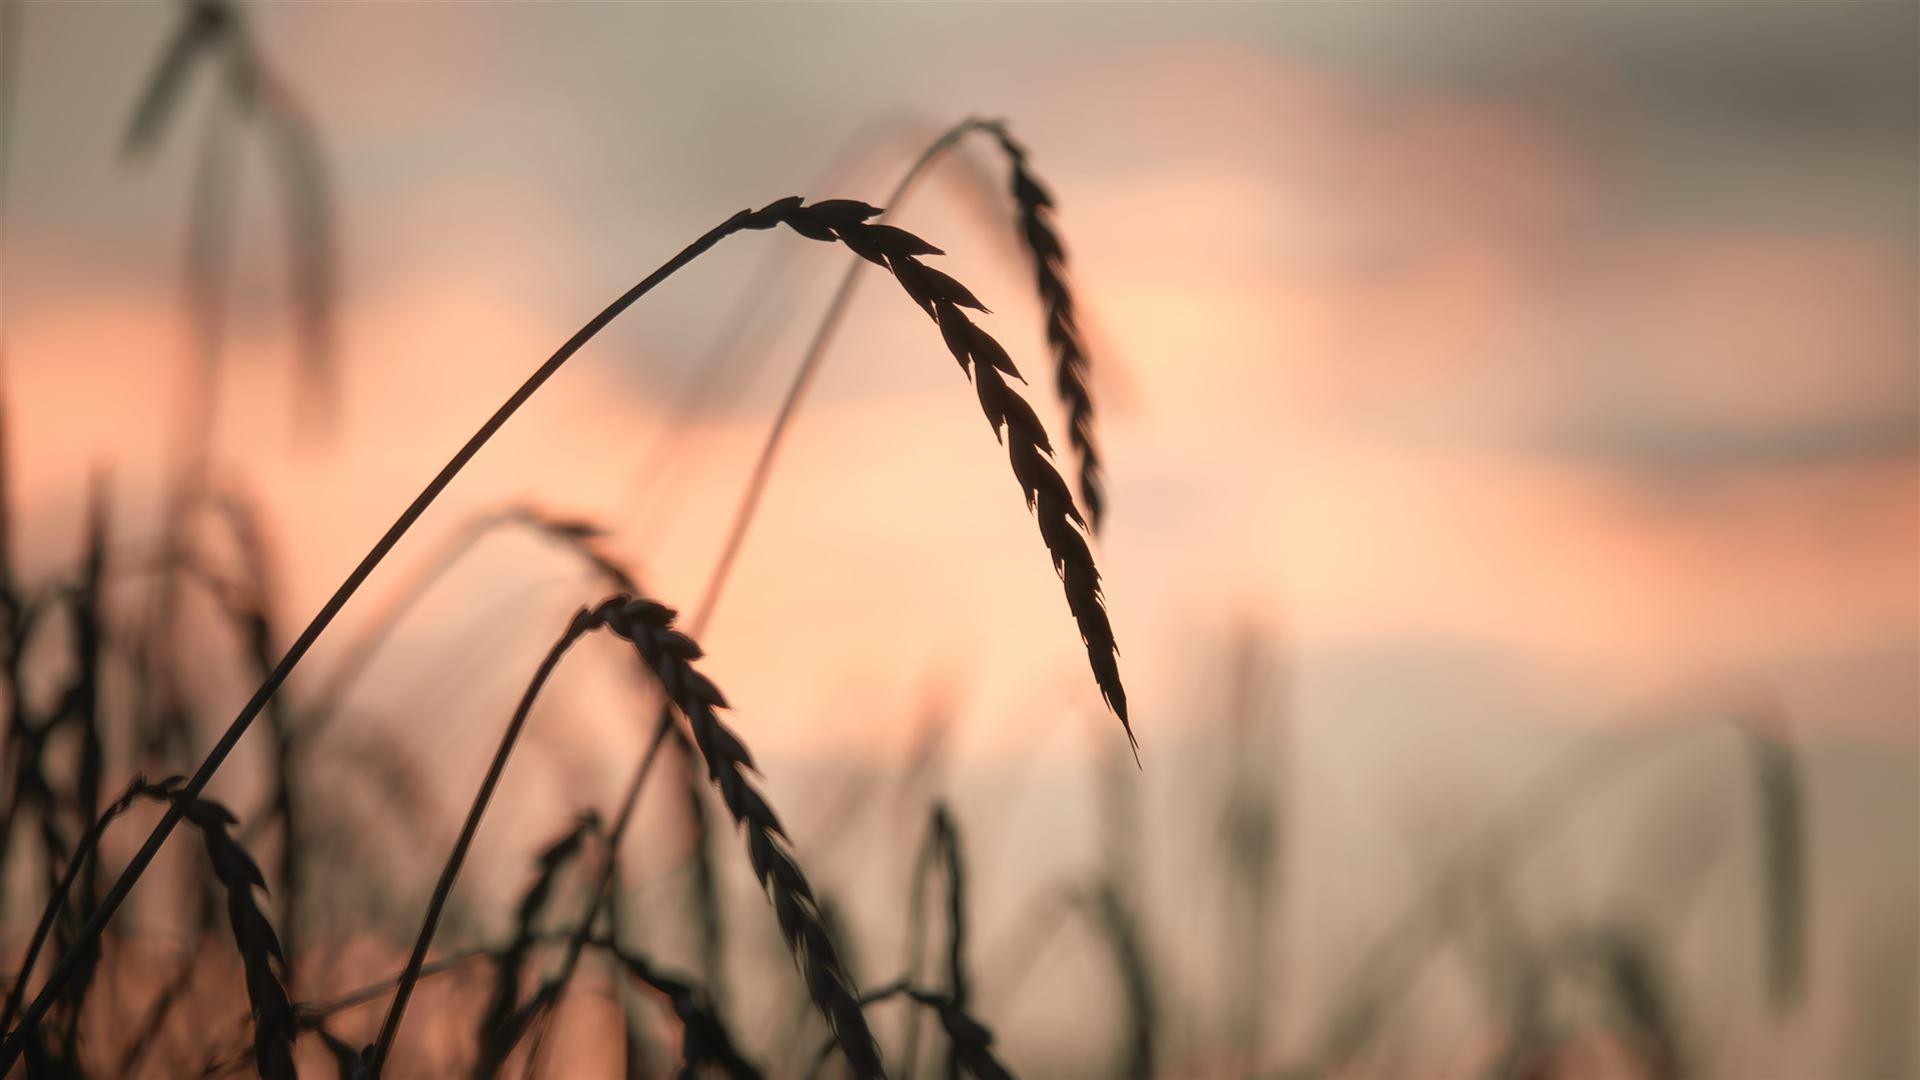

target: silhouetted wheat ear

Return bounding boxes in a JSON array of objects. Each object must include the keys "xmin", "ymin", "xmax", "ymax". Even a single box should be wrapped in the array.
[
  {"xmin": 1575, "ymin": 925, "xmax": 1686, "ymax": 1080},
  {"xmin": 126, "ymin": 0, "xmax": 339, "ymax": 420},
  {"xmin": 981, "ymin": 123, "xmax": 1104, "ymax": 533},
  {"xmin": 1739, "ymin": 722, "xmax": 1806, "ymax": 1010},
  {"xmin": 503, "ymin": 505, "xmax": 641, "ymax": 594},
  {"xmin": 602, "ymin": 939, "xmax": 762, "ymax": 1080},
  {"xmin": 600, "ymin": 594, "xmax": 883, "ymax": 1079},
  {"xmin": 172, "ymin": 786, "xmax": 298, "ymax": 1080},
  {"xmin": 743, "ymin": 196, "xmax": 1128, "ymax": 748},
  {"xmin": 860, "ymin": 982, "xmax": 1015, "ymax": 1080}
]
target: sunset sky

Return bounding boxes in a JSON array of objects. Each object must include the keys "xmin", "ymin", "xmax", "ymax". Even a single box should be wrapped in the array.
[
  {"xmin": 4, "ymin": 1, "xmax": 1914, "ymax": 769},
  {"xmin": 1, "ymin": 4, "xmax": 1915, "ymax": 1073}
]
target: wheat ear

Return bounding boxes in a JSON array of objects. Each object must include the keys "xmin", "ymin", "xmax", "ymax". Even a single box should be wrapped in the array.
[
  {"xmin": 979, "ymin": 122, "xmax": 1104, "ymax": 532},
  {"xmin": 595, "ymin": 594, "xmax": 882, "ymax": 1077},
  {"xmin": 170, "ymin": 786, "xmax": 299, "ymax": 1080}
]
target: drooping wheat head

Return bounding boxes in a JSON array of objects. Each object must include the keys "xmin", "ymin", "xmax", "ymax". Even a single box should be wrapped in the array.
[{"xmin": 601, "ymin": 594, "xmax": 883, "ymax": 1078}]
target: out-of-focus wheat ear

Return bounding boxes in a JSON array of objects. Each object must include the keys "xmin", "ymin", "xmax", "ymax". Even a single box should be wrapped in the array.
[
  {"xmin": 603, "ymin": 595, "xmax": 883, "ymax": 1079},
  {"xmin": 1568, "ymin": 924, "xmax": 1686, "ymax": 1080},
  {"xmin": 600, "ymin": 939, "xmax": 763, "ymax": 1080},
  {"xmin": 122, "ymin": 0, "xmax": 229, "ymax": 158},
  {"xmin": 1738, "ymin": 712, "xmax": 1807, "ymax": 1011},
  {"xmin": 1085, "ymin": 881, "xmax": 1155, "ymax": 1080},
  {"xmin": 506, "ymin": 504, "xmax": 641, "ymax": 594},
  {"xmin": 46, "ymin": 475, "xmax": 111, "ymax": 1053},
  {"xmin": 769, "ymin": 200, "xmax": 1131, "ymax": 752},
  {"xmin": 474, "ymin": 812, "xmax": 602, "ymax": 1077},
  {"xmin": 984, "ymin": 123, "xmax": 1105, "ymax": 533},
  {"xmin": 313, "ymin": 1022, "xmax": 370, "ymax": 1080},
  {"xmin": 172, "ymin": 788, "xmax": 298, "ymax": 1080},
  {"xmin": 932, "ymin": 807, "xmax": 970, "ymax": 1080},
  {"xmin": 860, "ymin": 982, "xmax": 1016, "ymax": 1080},
  {"xmin": 255, "ymin": 80, "xmax": 338, "ymax": 431},
  {"xmin": 901, "ymin": 802, "xmax": 972, "ymax": 1080}
]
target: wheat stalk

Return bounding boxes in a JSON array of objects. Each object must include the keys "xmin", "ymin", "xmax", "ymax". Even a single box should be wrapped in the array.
[{"xmin": 1086, "ymin": 880, "xmax": 1156, "ymax": 1080}]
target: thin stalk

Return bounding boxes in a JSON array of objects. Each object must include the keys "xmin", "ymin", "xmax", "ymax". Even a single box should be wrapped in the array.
[
  {"xmin": 0, "ymin": 206, "xmax": 779, "ymax": 1068},
  {"xmin": 369, "ymin": 606, "xmax": 605, "ymax": 1072},
  {"xmin": 693, "ymin": 118, "xmax": 989, "ymax": 628}
]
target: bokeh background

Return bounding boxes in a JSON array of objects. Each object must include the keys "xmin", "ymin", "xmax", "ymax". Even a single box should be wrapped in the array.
[{"xmin": 2, "ymin": 2, "xmax": 1915, "ymax": 1076}]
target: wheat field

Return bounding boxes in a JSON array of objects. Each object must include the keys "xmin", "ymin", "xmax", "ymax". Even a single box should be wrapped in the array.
[{"xmin": 0, "ymin": 3, "xmax": 1914, "ymax": 1078}]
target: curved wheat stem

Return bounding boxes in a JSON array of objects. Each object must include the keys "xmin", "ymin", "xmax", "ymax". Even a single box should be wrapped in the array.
[{"xmin": 370, "ymin": 605, "xmax": 611, "ymax": 1072}]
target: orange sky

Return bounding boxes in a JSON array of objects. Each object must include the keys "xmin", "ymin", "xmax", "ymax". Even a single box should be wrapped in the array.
[{"xmin": 3, "ymin": 2, "xmax": 1914, "ymax": 766}]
